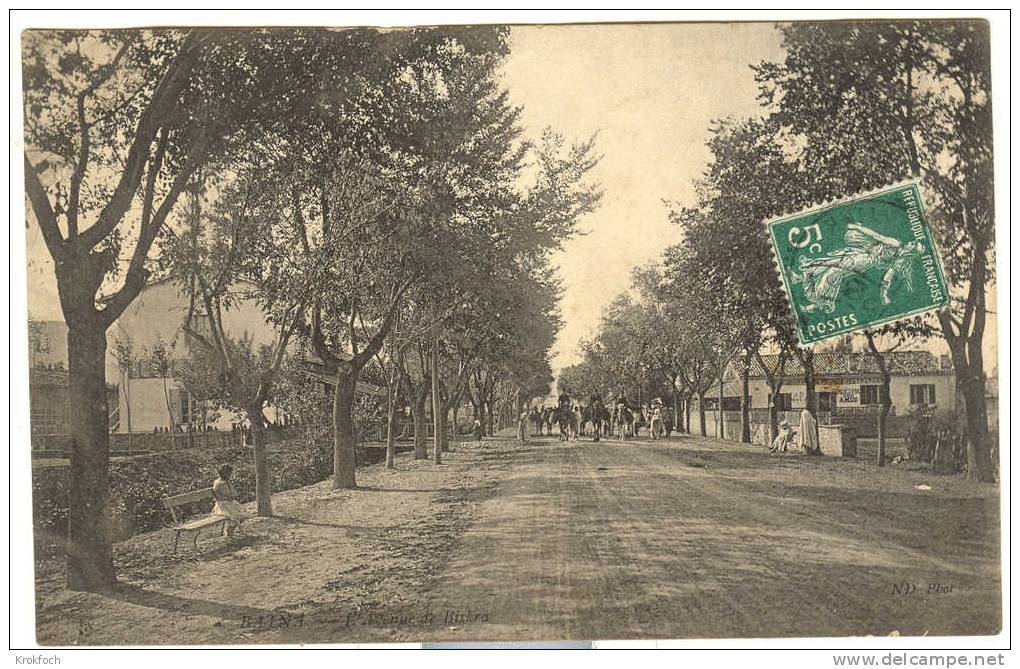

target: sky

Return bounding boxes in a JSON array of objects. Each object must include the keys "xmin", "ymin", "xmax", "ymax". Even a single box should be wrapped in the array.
[{"xmin": 500, "ymin": 23, "xmax": 785, "ymax": 372}]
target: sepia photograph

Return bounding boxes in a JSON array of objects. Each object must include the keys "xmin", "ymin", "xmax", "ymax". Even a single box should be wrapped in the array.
[{"xmin": 12, "ymin": 9, "xmax": 1008, "ymax": 654}]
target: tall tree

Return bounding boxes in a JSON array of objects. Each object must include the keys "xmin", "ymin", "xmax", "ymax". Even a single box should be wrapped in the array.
[
  {"xmin": 665, "ymin": 118, "xmax": 805, "ymax": 443},
  {"xmin": 756, "ymin": 21, "xmax": 996, "ymax": 480},
  {"xmin": 169, "ymin": 163, "xmax": 313, "ymax": 516},
  {"xmin": 22, "ymin": 28, "xmax": 354, "ymax": 590}
]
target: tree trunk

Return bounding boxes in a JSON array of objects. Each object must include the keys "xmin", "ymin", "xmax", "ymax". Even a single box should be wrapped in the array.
[
  {"xmin": 485, "ymin": 400, "xmax": 494, "ymax": 436},
  {"xmin": 802, "ymin": 350, "xmax": 817, "ymax": 419},
  {"xmin": 411, "ymin": 391, "xmax": 428, "ymax": 460},
  {"xmin": 672, "ymin": 386, "xmax": 682, "ymax": 435},
  {"xmin": 123, "ymin": 374, "xmax": 133, "ymax": 453},
  {"xmin": 960, "ymin": 370, "xmax": 994, "ymax": 480},
  {"xmin": 768, "ymin": 386, "xmax": 782, "ymax": 443},
  {"xmin": 162, "ymin": 374, "xmax": 177, "ymax": 450},
  {"xmin": 385, "ymin": 385, "xmax": 397, "ymax": 469},
  {"xmin": 802, "ymin": 349, "xmax": 819, "ymax": 446},
  {"xmin": 248, "ymin": 402, "xmax": 273, "ymax": 516},
  {"xmin": 124, "ymin": 375, "xmax": 132, "ymax": 434},
  {"xmin": 877, "ymin": 396, "xmax": 890, "ymax": 468},
  {"xmin": 941, "ymin": 329, "xmax": 995, "ymax": 481},
  {"xmin": 431, "ymin": 339, "xmax": 442, "ymax": 465},
  {"xmin": 435, "ymin": 393, "xmax": 450, "ymax": 454},
  {"xmin": 717, "ymin": 369, "xmax": 725, "ymax": 440},
  {"xmin": 65, "ymin": 321, "xmax": 116, "ymax": 591},
  {"xmin": 864, "ymin": 331, "xmax": 892, "ymax": 468},
  {"xmin": 740, "ymin": 355, "xmax": 751, "ymax": 444},
  {"xmin": 439, "ymin": 403, "xmax": 449, "ymax": 452},
  {"xmin": 698, "ymin": 391, "xmax": 707, "ymax": 437},
  {"xmin": 332, "ymin": 371, "xmax": 358, "ymax": 489},
  {"xmin": 451, "ymin": 404, "xmax": 460, "ymax": 445},
  {"xmin": 684, "ymin": 394, "xmax": 691, "ymax": 433}
]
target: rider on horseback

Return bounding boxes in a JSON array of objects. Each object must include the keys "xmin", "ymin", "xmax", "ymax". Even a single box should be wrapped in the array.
[{"xmin": 554, "ymin": 392, "xmax": 576, "ymax": 441}]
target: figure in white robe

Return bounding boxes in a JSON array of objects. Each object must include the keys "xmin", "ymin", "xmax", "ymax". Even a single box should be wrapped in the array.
[{"xmin": 799, "ymin": 408, "xmax": 819, "ymax": 454}]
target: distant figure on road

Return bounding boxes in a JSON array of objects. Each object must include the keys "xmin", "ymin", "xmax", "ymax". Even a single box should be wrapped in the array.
[
  {"xmin": 650, "ymin": 401, "xmax": 663, "ymax": 440},
  {"xmin": 473, "ymin": 419, "xmax": 483, "ymax": 442},
  {"xmin": 517, "ymin": 410, "xmax": 529, "ymax": 443},
  {"xmin": 211, "ymin": 464, "xmax": 251, "ymax": 536}
]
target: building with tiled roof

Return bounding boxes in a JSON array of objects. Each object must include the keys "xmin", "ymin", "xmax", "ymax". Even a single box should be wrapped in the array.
[
  {"xmin": 744, "ymin": 351, "xmax": 953, "ymax": 380},
  {"xmin": 704, "ymin": 349, "xmax": 957, "ymax": 419}
]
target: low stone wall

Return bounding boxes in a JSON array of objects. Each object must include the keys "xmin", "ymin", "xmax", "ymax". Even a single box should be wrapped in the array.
[
  {"xmin": 818, "ymin": 424, "xmax": 858, "ymax": 458},
  {"xmin": 698, "ymin": 412, "xmax": 861, "ymax": 454},
  {"xmin": 829, "ymin": 412, "xmax": 913, "ymax": 439}
]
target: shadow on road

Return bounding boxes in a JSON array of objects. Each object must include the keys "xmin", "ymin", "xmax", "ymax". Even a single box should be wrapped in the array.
[{"xmin": 105, "ymin": 582, "xmax": 281, "ymax": 622}]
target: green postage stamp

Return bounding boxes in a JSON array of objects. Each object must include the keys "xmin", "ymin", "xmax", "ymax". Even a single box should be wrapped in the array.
[{"xmin": 767, "ymin": 182, "xmax": 950, "ymax": 345}]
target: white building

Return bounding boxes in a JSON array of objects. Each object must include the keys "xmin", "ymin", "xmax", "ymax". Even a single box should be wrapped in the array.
[
  {"xmin": 703, "ymin": 350, "xmax": 957, "ymax": 416},
  {"xmin": 107, "ymin": 279, "xmax": 289, "ymax": 433}
]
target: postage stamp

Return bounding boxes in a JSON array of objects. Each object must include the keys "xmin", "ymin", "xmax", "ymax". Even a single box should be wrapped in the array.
[{"xmin": 767, "ymin": 182, "xmax": 951, "ymax": 345}]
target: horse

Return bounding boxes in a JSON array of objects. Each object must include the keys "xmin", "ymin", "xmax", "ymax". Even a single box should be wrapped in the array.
[
  {"xmin": 583, "ymin": 403, "xmax": 611, "ymax": 442},
  {"xmin": 554, "ymin": 405, "xmax": 578, "ymax": 441},
  {"xmin": 633, "ymin": 410, "xmax": 648, "ymax": 438},
  {"xmin": 541, "ymin": 406, "xmax": 557, "ymax": 436},
  {"xmin": 614, "ymin": 403, "xmax": 635, "ymax": 440},
  {"xmin": 529, "ymin": 407, "xmax": 544, "ymax": 436}
]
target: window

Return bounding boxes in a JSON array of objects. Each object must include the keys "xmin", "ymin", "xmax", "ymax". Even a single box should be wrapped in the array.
[
  {"xmin": 773, "ymin": 393, "xmax": 792, "ymax": 411},
  {"xmin": 818, "ymin": 392, "xmax": 837, "ymax": 413},
  {"xmin": 860, "ymin": 384, "xmax": 888, "ymax": 406},
  {"xmin": 910, "ymin": 384, "xmax": 937, "ymax": 406},
  {"xmin": 180, "ymin": 390, "xmax": 191, "ymax": 424}
]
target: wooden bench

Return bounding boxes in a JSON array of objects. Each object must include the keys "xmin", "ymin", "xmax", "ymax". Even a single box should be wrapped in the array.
[{"xmin": 162, "ymin": 488, "xmax": 231, "ymax": 554}]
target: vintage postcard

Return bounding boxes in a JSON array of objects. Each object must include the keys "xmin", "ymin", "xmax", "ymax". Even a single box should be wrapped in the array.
[{"xmin": 15, "ymin": 13, "xmax": 1006, "ymax": 653}]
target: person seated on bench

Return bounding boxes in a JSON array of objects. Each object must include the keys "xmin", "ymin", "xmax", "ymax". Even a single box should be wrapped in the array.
[{"xmin": 211, "ymin": 465, "xmax": 251, "ymax": 536}]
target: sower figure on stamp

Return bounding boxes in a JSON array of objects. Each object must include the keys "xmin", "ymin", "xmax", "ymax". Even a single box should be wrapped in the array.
[{"xmin": 791, "ymin": 223, "xmax": 923, "ymax": 314}]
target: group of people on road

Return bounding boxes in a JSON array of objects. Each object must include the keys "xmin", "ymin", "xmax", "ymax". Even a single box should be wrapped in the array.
[{"xmin": 513, "ymin": 391, "xmax": 681, "ymax": 443}]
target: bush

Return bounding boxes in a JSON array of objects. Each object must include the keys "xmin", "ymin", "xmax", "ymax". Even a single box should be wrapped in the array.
[
  {"xmin": 906, "ymin": 409, "xmax": 967, "ymax": 474},
  {"xmin": 32, "ymin": 437, "xmax": 335, "ymax": 554}
]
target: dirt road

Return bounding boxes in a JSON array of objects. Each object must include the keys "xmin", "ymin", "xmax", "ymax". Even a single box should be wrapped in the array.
[
  {"xmin": 35, "ymin": 435, "xmax": 1000, "ymax": 645},
  {"xmin": 405, "ymin": 436, "xmax": 1000, "ymax": 641}
]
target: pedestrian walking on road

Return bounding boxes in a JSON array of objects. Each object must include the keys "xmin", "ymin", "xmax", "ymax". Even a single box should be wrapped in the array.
[
  {"xmin": 650, "ymin": 401, "xmax": 663, "ymax": 440},
  {"xmin": 517, "ymin": 410, "xmax": 529, "ymax": 443}
]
